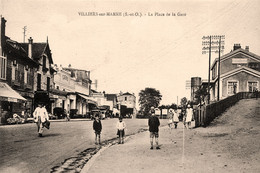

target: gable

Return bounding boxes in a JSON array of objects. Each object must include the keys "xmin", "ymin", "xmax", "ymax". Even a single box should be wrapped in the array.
[
  {"xmin": 221, "ymin": 67, "xmax": 260, "ymax": 80},
  {"xmin": 211, "ymin": 48, "xmax": 260, "ymax": 69}
]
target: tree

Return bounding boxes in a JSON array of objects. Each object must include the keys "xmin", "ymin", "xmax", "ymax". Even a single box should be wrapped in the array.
[
  {"xmin": 139, "ymin": 88, "xmax": 162, "ymax": 115},
  {"xmin": 194, "ymin": 85, "xmax": 208, "ymax": 105},
  {"xmin": 180, "ymin": 97, "xmax": 188, "ymax": 108}
]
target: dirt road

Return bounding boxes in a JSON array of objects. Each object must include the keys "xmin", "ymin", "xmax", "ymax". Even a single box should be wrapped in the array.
[{"xmin": 84, "ymin": 99, "xmax": 260, "ymax": 173}]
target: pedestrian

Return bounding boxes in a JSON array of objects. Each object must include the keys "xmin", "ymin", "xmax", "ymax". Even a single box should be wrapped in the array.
[
  {"xmin": 167, "ymin": 109, "xmax": 173, "ymax": 131},
  {"xmin": 116, "ymin": 117, "xmax": 126, "ymax": 144},
  {"xmin": 33, "ymin": 103, "xmax": 49, "ymax": 137},
  {"xmin": 173, "ymin": 108, "xmax": 179, "ymax": 129},
  {"xmin": 185, "ymin": 105, "xmax": 193, "ymax": 129},
  {"xmin": 93, "ymin": 115, "xmax": 102, "ymax": 145},
  {"xmin": 148, "ymin": 107, "xmax": 160, "ymax": 150}
]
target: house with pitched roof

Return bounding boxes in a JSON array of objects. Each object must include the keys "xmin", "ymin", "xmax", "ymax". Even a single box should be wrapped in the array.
[
  {"xmin": 210, "ymin": 44, "xmax": 260, "ymax": 100},
  {"xmin": 117, "ymin": 92, "xmax": 136, "ymax": 117},
  {"xmin": 21, "ymin": 37, "xmax": 56, "ymax": 112},
  {"xmin": 0, "ymin": 16, "xmax": 39, "ymax": 122}
]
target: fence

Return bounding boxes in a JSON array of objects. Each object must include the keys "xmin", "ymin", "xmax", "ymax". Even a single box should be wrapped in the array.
[{"xmin": 194, "ymin": 92, "xmax": 259, "ymax": 127}]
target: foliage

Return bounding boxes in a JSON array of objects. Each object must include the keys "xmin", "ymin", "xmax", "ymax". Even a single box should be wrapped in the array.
[
  {"xmin": 195, "ymin": 85, "xmax": 208, "ymax": 104},
  {"xmin": 159, "ymin": 103, "xmax": 177, "ymax": 109},
  {"xmin": 139, "ymin": 87, "xmax": 162, "ymax": 115},
  {"xmin": 180, "ymin": 97, "xmax": 188, "ymax": 108}
]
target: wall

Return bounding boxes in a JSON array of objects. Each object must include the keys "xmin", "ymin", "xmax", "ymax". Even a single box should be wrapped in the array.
[{"xmin": 222, "ymin": 72, "xmax": 260, "ymax": 98}]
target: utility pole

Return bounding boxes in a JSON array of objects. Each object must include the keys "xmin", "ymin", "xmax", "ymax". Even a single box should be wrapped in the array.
[
  {"xmin": 23, "ymin": 26, "xmax": 27, "ymax": 43},
  {"xmin": 202, "ymin": 35, "xmax": 225, "ymax": 104},
  {"xmin": 217, "ymin": 36, "xmax": 224, "ymax": 101},
  {"xmin": 208, "ymin": 36, "xmax": 212, "ymax": 104}
]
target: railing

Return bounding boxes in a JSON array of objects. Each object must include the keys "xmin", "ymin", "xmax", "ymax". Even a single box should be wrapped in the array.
[{"xmin": 194, "ymin": 92, "xmax": 259, "ymax": 127}]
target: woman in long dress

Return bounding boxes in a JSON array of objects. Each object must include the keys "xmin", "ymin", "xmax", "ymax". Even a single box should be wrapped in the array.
[
  {"xmin": 167, "ymin": 109, "xmax": 173, "ymax": 131},
  {"xmin": 173, "ymin": 109, "xmax": 179, "ymax": 129},
  {"xmin": 185, "ymin": 105, "xmax": 193, "ymax": 129}
]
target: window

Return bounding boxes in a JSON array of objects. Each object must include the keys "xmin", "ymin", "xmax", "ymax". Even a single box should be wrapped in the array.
[
  {"xmin": 24, "ymin": 67, "xmax": 28, "ymax": 84},
  {"xmin": 228, "ymin": 81, "xmax": 238, "ymax": 95},
  {"xmin": 0, "ymin": 56, "xmax": 7, "ymax": 79},
  {"xmin": 43, "ymin": 56, "xmax": 46, "ymax": 70},
  {"xmin": 47, "ymin": 77, "xmax": 50, "ymax": 91},
  {"xmin": 37, "ymin": 73, "xmax": 41, "ymax": 90},
  {"xmin": 248, "ymin": 82, "xmax": 258, "ymax": 92},
  {"xmin": 12, "ymin": 65, "xmax": 18, "ymax": 80},
  {"xmin": 125, "ymin": 97, "xmax": 127, "ymax": 101}
]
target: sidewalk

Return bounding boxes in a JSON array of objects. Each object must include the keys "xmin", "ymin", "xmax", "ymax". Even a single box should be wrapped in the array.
[{"xmin": 82, "ymin": 99, "xmax": 260, "ymax": 173}]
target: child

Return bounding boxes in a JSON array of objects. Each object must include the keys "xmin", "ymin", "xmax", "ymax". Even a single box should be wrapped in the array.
[
  {"xmin": 148, "ymin": 107, "xmax": 160, "ymax": 150},
  {"xmin": 173, "ymin": 109, "xmax": 179, "ymax": 129},
  {"xmin": 168, "ymin": 109, "xmax": 173, "ymax": 131},
  {"xmin": 185, "ymin": 105, "xmax": 193, "ymax": 129},
  {"xmin": 93, "ymin": 115, "xmax": 102, "ymax": 145},
  {"xmin": 116, "ymin": 117, "xmax": 126, "ymax": 144}
]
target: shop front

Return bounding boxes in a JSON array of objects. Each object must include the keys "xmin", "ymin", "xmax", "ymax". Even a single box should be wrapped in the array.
[{"xmin": 0, "ymin": 82, "xmax": 26, "ymax": 124}]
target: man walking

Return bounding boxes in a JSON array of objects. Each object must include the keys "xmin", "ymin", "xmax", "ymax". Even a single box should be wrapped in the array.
[
  {"xmin": 148, "ymin": 107, "xmax": 160, "ymax": 150},
  {"xmin": 33, "ymin": 103, "xmax": 49, "ymax": 137}
]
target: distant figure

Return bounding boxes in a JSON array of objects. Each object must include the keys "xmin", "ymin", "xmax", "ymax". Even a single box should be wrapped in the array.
[
  {"xmin": 116, "ymin": 117, "xmax": 126, "ymax": 144},
  {"xmin": 148, "ymin": 107, "xmax": 160, "ymax": 150},
  {"xmin": 254, "ymin": 88, "xmax": 258, "ymax": 99},
  {"xmin": 167, "ymin": 109, "xmax": 173, "ymax": 131},
  {"xmin": 185, "ymin": 105, "xmax": 193, "ymax": 129},
  {"xmin": 33, "ymin": 103, "xmax": 49, "ymax": 137},
  {"xmin": 93, "ymin": 115, "xmax": 102, "ymax": 145},
  {"xmin": 173, "ymin": 109, "xmax": 180, "ymax": 129}
]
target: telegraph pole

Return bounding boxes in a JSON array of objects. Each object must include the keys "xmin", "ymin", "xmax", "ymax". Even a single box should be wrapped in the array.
[
  {"xmin": 208, "ymin": 36, "xmax": 212, "ymax": 104},
  {"xmin": 202, "ymin": 35, "xmax": 225, "ymax": 104},
  {"xmin": 217, "ymin": 36, "xmax": 223, "ymax": 101},
  {"xmin": 23, "ymin": 26, "xmax": 27, "ymax": 43}
]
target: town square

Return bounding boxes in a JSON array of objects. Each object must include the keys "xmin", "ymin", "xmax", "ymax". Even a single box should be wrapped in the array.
[{"xmin": 0, "ymin": 0, "xmax": 260, "ymax": 172}]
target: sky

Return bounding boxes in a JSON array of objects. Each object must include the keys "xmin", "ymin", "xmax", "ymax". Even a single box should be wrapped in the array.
[{"xmin": 1, "ymin": 0, "xmax": 260, "ymax": 106}]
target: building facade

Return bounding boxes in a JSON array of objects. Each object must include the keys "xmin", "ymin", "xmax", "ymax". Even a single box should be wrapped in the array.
[
  {"xmin": 20, "ymin": 37, "xmax": 56, "ymax": 112},
  {"xmin": 0, "ymin": 16, "xmax": 38, "ymax": 122},
  {"xmin": 117, "ymin": 92, "xmax": 136, "ymax": 117},
  {"xmin": 210, "ymin": 44, "xmax": 260, "ymax": 100}
]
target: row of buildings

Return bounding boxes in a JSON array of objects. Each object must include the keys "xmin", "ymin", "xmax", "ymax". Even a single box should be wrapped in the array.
[
  {"xmin": 0, "ymin": 16, "xmax": 136, "ymax": 124},
  {"xmin": 190, "ymin": 43, "xmax": 260, "ymax": 104}
]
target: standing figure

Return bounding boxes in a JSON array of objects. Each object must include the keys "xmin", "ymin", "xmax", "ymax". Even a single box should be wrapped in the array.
[
  {"xmin": 116, "ymin": 117, "xmax": 126, "ymax": 144},
  {"xmin": 33, "ymin": 103, "xmax": 49, "ymax": 137},
  {"xmin": 185, "ymin": 105, "xmax": 193, "ymax": 129},
  {"xmin": 148, "ymin": 107, "xmax": 160, "ymax": 150},
  {"xmin": 93, "ymin": 115, "xmax": 102, "ymax": 145},
  {"xmin": 173, "ymin": 108, "xmax": 179, "ymax": 129},
  {"xmin": 167, "ymin": 109, "xmax": 173, "ymax": 131}
]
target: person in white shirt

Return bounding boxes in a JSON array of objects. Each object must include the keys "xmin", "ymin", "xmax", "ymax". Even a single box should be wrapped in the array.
[
  {"xmin": 116, "ymin": 117, "xmax": 126, "ymax": 144},
  {"xmin": 33, "ymin": 103, "xmax": 49, "ymax": 137}
]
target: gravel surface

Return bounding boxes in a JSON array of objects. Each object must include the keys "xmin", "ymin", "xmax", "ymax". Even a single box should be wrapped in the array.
[{"xmin": 84, "ymin": 99, "xmax": 260, "ymax": 173}]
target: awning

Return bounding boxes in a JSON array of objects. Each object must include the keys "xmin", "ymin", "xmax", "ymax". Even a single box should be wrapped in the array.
[
  {"xmin": 78, "ymin": 94, "xmax": 97, "ymax": 105},
  {"xmin": 0, "ymin": 82, "xmax": 26, "ymax": 102}
]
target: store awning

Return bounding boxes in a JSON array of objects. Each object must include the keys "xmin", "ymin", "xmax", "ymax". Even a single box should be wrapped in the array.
[
  {"xmin": 78, "ymin": 94, "xmax": 97, "ymax": 105},
  {"xmin": 0, "ymin": 82, "xmax": 26, "ymax": 102}
]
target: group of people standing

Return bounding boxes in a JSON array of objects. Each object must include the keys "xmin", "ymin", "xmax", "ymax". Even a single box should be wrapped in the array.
[
  {"xmin": 167, "ymin": 105, "xmax": 193, "ymax": 130},
  {"xmin": 32, "ymin": 103, "xmax": 193, "ymax": 151},
  {"xmin": 93, "ymin": 115, "xmax": 126, "ymax": 145}
]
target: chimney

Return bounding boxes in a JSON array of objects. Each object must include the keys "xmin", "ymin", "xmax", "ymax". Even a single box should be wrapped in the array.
[
  {"xmin": 28, "ymin": 37, "xmax": 33, "ymax": 58},
  {"xmin": 0, "ymin": 16, "xmax": 7, "ymax": 56},
  {"xmin": 233, "ymin": 44, "xmax": 241, "ymax": 51},
  {"xmin": 245, "ymin": 46, "xmax": 249, "ymax": 52}
]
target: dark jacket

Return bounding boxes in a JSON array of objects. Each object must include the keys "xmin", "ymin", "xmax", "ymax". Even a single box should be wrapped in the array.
[
  {"xmin": 93, "ymin": 120, "xmax": 102, "ymax": 132},
  {"xmin": 148, "ymin": 116, "xmax": 160, "ymax": 132}
]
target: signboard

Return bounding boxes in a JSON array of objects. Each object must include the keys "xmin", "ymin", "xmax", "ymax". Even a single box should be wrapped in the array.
[
  {"xmin": 162, "ymin": 109, "xmax": 168, "ymax": 115},
  {"xmin": 232, "ymin": 58, "xmax": 247, "ymax": 64},
  {"xmin": 155, "ymin": 108, "xmax": 160, "ymax": 115}
]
